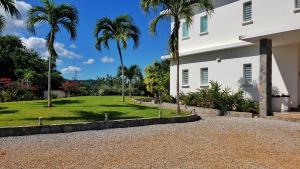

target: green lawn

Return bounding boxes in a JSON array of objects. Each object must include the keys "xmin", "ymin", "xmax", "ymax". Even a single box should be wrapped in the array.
[{"xmin": 0, "ymin": 96, "xmax": 181, "ymax": 127}]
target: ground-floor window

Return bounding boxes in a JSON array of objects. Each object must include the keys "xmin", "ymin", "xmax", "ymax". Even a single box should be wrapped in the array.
[
  {"xmin": 182, "ymin": 69, "xmax": 189, "ymax": 86},
  {"xmin": 243, "ymin": 64, "xmax": 252, "ymax": 85},
  {"xmin": 201, "ymin": 68, "xmax": 208, "ymax": 86}
]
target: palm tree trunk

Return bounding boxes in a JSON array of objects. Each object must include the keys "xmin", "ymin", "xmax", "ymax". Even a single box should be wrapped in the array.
[
  {"xmin": 47, "ymin": 29, "xmax": 56, "ymax": 107},
  {"xmin": 117, "ymin": 41, "xmax": 125, "ymax": 102},
  {"xmin": 128, "ymin": 81, "xmax": 132, "ymax": 98},
  {"xmin": 174, "ymin": 19, "xmax": 180, "ymax": 114},
  {"xmin": 47, "ymin": 55, "xmax": 52, "ymax": 107}
]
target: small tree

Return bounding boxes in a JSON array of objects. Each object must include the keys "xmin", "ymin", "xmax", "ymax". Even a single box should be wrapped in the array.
[
  {"xmin": 144, "ymin": 60, "xmax": 170, "ymax": 102},
  {"xmin": 94, "ymin": 15, "xmax": 141, "ymax": 102},
  {"xmin": 27, "ymin": 0, "xmax": 79, "ymax": 107}
]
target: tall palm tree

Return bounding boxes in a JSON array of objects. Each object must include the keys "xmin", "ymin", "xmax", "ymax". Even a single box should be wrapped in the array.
[
  {"xmin": 27, "ymin": 0, "xmax": 79, "ymax": 107},
  {"xmin": 0, "ymin": 0, "xmax": 21, "ymax": 32},
  {"xmin": 141, "ymin": 0, "xmax": 214, "ymax": 113},
  {"xmin": 95, "ymin": 15, "xmax": 140, "ymax": 102},
  {"xmin": 117, "ymin": 65, "xmax": 143, "ymax": 98}
]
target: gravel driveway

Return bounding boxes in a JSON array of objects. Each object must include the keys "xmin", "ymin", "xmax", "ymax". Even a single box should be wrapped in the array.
[{"xmin": 0, "ymin": 117, "xmax": 299, "ymax": 169}]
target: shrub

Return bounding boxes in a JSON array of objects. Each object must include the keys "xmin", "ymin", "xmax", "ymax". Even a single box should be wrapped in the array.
[{"xmin": 178, "ymin": 81, "xmax": 259, "ymax": 114}]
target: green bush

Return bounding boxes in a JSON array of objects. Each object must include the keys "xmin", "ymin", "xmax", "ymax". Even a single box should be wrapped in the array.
[{"xmin": 179, "ymin": 81, "xmax": 259, "ymax": 114}]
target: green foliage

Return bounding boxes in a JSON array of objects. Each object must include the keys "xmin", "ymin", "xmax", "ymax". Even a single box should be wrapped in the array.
[
  {"xmin": 117, "ymin": 65, "xmax": 146, "ymax": 97},
  {"xmin": 144, "ymin": 60, "xmax": 170, "ymax": 98},
  {"xmin": 98, "ymin": 75, "xmax": 123, "ymax": 96},
  {"xmin": 180, "ymin": 81, "xmax": 259, "ymax": 114}
]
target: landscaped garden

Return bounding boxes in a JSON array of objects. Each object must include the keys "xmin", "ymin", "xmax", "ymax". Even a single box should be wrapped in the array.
[{"xmin": 0, "ymin": 96, "xmax": 180, "ymax": 127}]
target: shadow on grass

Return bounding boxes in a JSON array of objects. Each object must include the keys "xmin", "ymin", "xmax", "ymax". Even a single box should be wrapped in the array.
[
  {"xmin": 0, "ymin": 110, "xmax": 18, "ymax": 114},
  {"xmin": 21, "ymin": 110, "xmax": 143, "ymax": 123},
  {"xmin": 100, "ymin": 103, "xmax": 153, "ymax": 110},
  {"xmin": 34, "ymin": 99, "xmax": 85, "ymax": 107}
]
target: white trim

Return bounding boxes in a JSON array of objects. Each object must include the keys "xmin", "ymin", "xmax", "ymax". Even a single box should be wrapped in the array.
[
  {"xmin": 160, "ymin": 41, "xmax": 253, "ymax": 59},
  {"xmin": 199, "ymin": 31, "xmax": 209, "ymax": 36},
  {"xmin": 242, "ymin": 20, "xmax": 253, "ymax": 26}
]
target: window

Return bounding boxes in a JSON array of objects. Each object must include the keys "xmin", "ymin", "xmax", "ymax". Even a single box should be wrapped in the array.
[
  {"xmin": 201, "ymin": 68, "xmax": 208, "ymax": 86},
  {"xmin": 243, "ymin": 1, "xmax": 252, "ymax": 22},
  {"xmin": 243, "ymin": 64, "xmax": 252, "ymax": 85},
  {"xmin": 182, "ymin": 70, "xmax": 189, "ymax": 86},
  {"xmin": 182, "ymin": 22, "xmax": 189, "ymax": 39},
  {"xmin": 296, "ymin": 0, "xmax": 300, "ymax": 9},
  {"xmin": 200, "ymin": 15, "xmax": 208, "ymax": 33}
]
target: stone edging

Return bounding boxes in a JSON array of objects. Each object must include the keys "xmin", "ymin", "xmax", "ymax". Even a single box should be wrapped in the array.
[
  {"xmin": 133, "ymin": 99, "xmax": 253, "ymax": 118},
  {"xmin": 0, "ymin": 115, "xmax": 200, "ymax": 137}
]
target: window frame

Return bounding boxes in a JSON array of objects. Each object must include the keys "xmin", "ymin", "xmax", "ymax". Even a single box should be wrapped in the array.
[
  {"xmin": 242, "ymin": 1, "xmax": 253, "ymax": 25},
  {"xmin": 182, "ymin": 22, "xmax": 190, "ymax": 40},
  {"xmin": 182, "ymin": 69, "xmax": 189, "ymax": 87},
  {"xmin": 200, "ymin": 15, "xmax": 209, "ymax": 36},
  {"xmin": 200, "ymin": 67, "xmax": 209, "ymax": 87},
  {"xmin": 243, "ymin": 64, "xmax": 252, "ymax": 85},
  {"xmin": 294, "ymin": 0, "xmax": 300, "ymax": 13}
]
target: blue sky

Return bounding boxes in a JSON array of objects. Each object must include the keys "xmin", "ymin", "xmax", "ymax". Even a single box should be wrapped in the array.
[{"xmin": 2, "ymin": 0, "xmax": 170, "ymax": 80}]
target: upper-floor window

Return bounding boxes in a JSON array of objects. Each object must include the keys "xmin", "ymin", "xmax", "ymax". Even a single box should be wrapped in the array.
[
  {"xmin": 182, "ymin": 22, "xmax": 189, "ymax": 39},
  {"xmin": 200, "ymin": 15, "xmax": 208, "ymax": 34},
  {"xmin": 243, "ymin": 1, "xmax": 252, "ymax": 23},
  {"xmin": 182, "ymin": 69, "xmax": 189, "ymax": 86},
  {"xmin": 243, "ymin": 64, "xmax": 252, "ymax": 85},
  {"xmin": 296, "ymin": 0, "xmax": 300, "ymax": 8},
  {"xmin": 201, "ymin": 68, "xmax": 208, "ymax": 86}
]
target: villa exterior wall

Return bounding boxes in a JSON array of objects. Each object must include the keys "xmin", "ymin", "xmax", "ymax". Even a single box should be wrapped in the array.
[
  {"xmin": 178, "ymin": 0, "xmax": 300, "ymax": 53},
  {"xmin": 170, "ymin": 44, "xmax": 300, "ymax": 108}
]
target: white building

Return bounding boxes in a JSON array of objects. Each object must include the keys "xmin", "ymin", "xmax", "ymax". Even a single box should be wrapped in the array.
[{"xmin": 166, "ymin": 0, "xmax": 300, "ymax": 116}]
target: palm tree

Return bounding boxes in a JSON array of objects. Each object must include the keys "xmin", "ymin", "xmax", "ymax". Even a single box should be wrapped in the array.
[
  {"xmin": 141, "ymin": 0, "xmax": 214, "ymax": 113},
  {"xmin": 95, "ymin": 15, "xmax": 141, "ymax": 102},
  {"xmin": 117, "ymin": 65, "xmax": 143, "ymax": 98},
  {"xmin": 27, "ymin": 0, "xmax": 79, "ymax": 107},
  {"xmin": 0, "ymin": 0, "xmax": 21, "ymax": 32}
]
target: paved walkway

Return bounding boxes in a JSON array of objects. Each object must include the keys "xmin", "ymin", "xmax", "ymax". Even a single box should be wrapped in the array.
[{"xmin": 0, "ymin": 117, "xmax": 299, "ymax": 169}]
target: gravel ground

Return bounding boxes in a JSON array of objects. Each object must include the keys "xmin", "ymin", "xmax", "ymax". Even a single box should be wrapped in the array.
[{"xmin": 0, "ymin": 117, "xmax": 299, "ymax": 169}]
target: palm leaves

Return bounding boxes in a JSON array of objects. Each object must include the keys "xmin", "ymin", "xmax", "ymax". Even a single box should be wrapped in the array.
[
  {"xmin": 95, "ymin": 15, "xmax": 141, "ymax": 102},
  {"xmin": 141, "ymin": 0, "xmax": 214, "ymax": 113},
  {"xmin": 0, "ymin": 0, "xmax": 20, "ymax": 32},
  {"xmin": 27, "ymin": 0, "xmax": 79, "ymax": 107}
]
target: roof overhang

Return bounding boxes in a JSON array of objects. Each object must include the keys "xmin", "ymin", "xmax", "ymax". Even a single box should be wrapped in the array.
[
  {"xmin": 240, "ymin": 25, "xmax": 300, "ymax": 46},
  {"xmin": 161, "ymin": 41, "xmax": 253, "ymax": 60}
]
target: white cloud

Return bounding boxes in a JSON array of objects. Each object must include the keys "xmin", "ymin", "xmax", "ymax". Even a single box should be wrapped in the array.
[
  {"xmin": 101, "ymin": 56, "xmax": 114, "ymax": 63},
  {"xmin": 21, "ymin": 37, "xmax": 82, "ymax": 59},
  {"xmin": 1, "ymin": 1, "xmax": 32, "ymax": 35},
  {"xmin": 70, "ymin": 44, "xmax": 77, "ymax": 49},
  {"xmin": 83, "ymin": 58, "xmax": 95, "ymax": 65},
  {"xmin": 56, "ymin": 59, "xmax": 63, "ymax": 65},
  {"xmin": 61, "ymin": 66, "xmax": 81, "ymax": 74}
]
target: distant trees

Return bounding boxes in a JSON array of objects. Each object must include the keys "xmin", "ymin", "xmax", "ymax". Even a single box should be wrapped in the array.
[
  {"xmin": 27, "ymin": 0, "xmax": 79, "ymax": 107},
  {"xmin": 0, "ymin": 35, "xmax": 64, "ymax": 102},
  {"xmin": 117, "ymin": 65, "xmax": 144, "ymax": 98},
  {"xmin": 94, "ymin": 15, "xmax": 141, "ymax": 102}
]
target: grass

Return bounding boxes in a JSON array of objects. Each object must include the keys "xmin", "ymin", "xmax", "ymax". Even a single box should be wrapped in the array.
[{"xmin": 0, "ymin": 96, "xmax": 182, "ymax": 127}]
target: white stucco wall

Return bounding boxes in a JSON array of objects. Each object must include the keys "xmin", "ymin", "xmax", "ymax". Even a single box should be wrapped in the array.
[
  {"xmin": 272, "ymin": 44, "xmax": 300, "ymax": 107},
  {"xmin": 178, "ymin": 0, "xmax": 300, "ymax": 54},
  {"xmin": 170, "ymin": 45, "xmax": 260, "ymax": 100},
  {"xmin": 170, "ymin": 44, "xmax": 300, "ymax": 108}
]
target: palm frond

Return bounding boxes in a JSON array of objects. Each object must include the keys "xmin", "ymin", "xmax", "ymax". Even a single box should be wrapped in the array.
[{"xmin": 0, "ymin": 0, "xmax": 20, "ymax": 18}]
